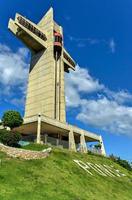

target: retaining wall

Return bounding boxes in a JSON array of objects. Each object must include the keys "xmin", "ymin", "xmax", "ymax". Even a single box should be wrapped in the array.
[{"xmin": 0, "ymin": 143, "xmax": 49, "ymax": 160}]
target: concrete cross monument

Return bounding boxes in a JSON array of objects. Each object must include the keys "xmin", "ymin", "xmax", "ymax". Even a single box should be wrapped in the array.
[{"xmin": 8, "ymin": 8, "xmax": 106, "ymax": 155}]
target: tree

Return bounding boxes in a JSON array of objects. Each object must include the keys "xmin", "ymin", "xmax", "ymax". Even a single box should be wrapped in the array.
[
  {"xmin": 0, "ymin": 129, "xmax": 21, "ymax": 147},
  {"xmin": 94, "ymin": 143, "xmax": 101, "ymax": 150},
  {"xmin": 109, "ymin": 154, "xmax": 132, "ymax": 171},
  {"xmin": 2, "ymin": 110, "xmax": 23, "ymax": 130}
]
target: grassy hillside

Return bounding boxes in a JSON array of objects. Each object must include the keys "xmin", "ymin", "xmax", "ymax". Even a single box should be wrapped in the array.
[{"xmin": 0, "ymin": 144, "xmax": 132, "ymax": 200}]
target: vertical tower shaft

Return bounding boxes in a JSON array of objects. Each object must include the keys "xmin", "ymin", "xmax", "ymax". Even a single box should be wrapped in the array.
[{"xmin": 8, "ymin": 7, "xmax": 75, "ymax": 123}]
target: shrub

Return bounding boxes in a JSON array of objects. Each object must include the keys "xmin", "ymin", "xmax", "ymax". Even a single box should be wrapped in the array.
[
  {"xmin": 94, "ymin": 143, "xmax": 101, "ymax": 149},
  {"xmin": 0, "ymin": 129, "xmax": 21, "ymax": 147},
  {"xmin": 109, "ymin": 154, "xmax": 132, "ymax": 171},
  {"xmin": 2, "ymin": 110, "xmax": 23, "ymax": 130}
]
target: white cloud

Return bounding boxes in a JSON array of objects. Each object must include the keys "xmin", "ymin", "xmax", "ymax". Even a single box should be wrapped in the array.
[
  {"xmin": 77, "ymin": 43, "xmax": 86, "ymax": 48},
  {"xmin": 65, "ymin": 84, "xmax": 81, "ymax": 108},
  {"xmin": 0, "ymin": 43, "xmax": 131, "ymax": 136},
  {"xmin": 65, "ymin": 65, "xmax": 104, "ymax": 93},
  {"xmin": 0, "ymin": 43, "xmax": 10, "ymax": 52},
  {"xmin": 65, "ymin": 65, "xmax": 104, "ymax": 107},
  {"xmin": 109, "ymin": 38, "xmax": 116, "ymax": 53},
  {"xmin": 10, "ymin": 96, "xmax": 25, "ymax": 107},
  {"xmin": 0, "ymin": 47, "xmax": 28, "ymax": 86},
  {"xmin": 77, "ymin": 97, "xmax": 132, "ymax": 136},
  {"xmin": 68, "ymin": 36, "xmax": 99, "ymax": 44},
  {"xmin": 104, "ymin": 88, "xmax": 132, "ymax": 104},
  {"xmin": 65, "ymin": 65, "xmax": 132, "ymax": 136},
  {"xmin": 0, "ymin": 43, "xmax": 29, "ymax": 106},
  {"xmin": 68, "ymin": 35, "xmax": 116, "ymax": 53}
]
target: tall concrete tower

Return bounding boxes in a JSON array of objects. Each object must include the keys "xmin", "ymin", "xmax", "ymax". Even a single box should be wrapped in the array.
[
  {"xmin": 8, "ymin": 8, "xmax": 75, "ymax": 122},
  {"xmin": 8, "ymin": 7, "xmax": 106, "ymax": 155}
]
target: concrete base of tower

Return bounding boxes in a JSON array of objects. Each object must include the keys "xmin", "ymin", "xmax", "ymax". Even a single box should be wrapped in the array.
[{"xmin": 13, "ymin": 114, "xmax": 106, "ymax": 155}]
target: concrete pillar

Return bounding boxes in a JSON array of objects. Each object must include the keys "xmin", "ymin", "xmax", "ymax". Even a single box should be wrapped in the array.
[
  {"xmin": 36, "ymin": 114, "xmax": 41, "ymax": 144},
  {"xmin": 80, "ymin": 134, "xmax": 87, "ymax": 153},
  {"xmin": 44, "ymin": 133, "xmax": 48, "ymax": 144},
  {"xmin": 56, "ymin": 139, "xmax": 59, "ymax": 146},
  {"xmin": 59, "ymin": 134, "xmax": 62, "ymax": 145},
  {"xmin": 56, "ymin": 133, "xmax": 61, "ymax": 146},
  {"xmin": 69, "ymin": 128, "xmax": 76, "ymax": 152},
  {"xmin": 56, "ymin": 134, "xmax": 59, "ymax": 146},
  {"xmin": 99, "ymin": 136, "xmax": 106, "ymax": 156}
]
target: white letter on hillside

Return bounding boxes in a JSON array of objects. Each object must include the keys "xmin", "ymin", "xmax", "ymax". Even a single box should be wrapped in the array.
[{"xmin": 73, "ymin": 160, "xmax": 93, "ymax": 175}]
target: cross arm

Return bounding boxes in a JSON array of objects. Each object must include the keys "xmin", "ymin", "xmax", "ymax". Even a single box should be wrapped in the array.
[
  {"xmin": 63, "ymin": 47, "xmax": 76, "ymax": 72},
  {"xmin": 8, "ymin": 13, "xmax": 47, "ymax": 52}
]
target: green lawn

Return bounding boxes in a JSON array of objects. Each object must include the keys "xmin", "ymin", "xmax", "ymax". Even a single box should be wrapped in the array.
[
  {"xmin": 0, "ymin": 144, "xmax": 132, "ymax": 200},
  {"xmin": 22, "ymin": 143, "xmax": 50, "ymax": 151}
]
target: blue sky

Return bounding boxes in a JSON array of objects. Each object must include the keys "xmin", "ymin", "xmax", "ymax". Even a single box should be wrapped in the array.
[{"xmin": 0, "ymin": 0, "xmax": 132, "ymax": 162}]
